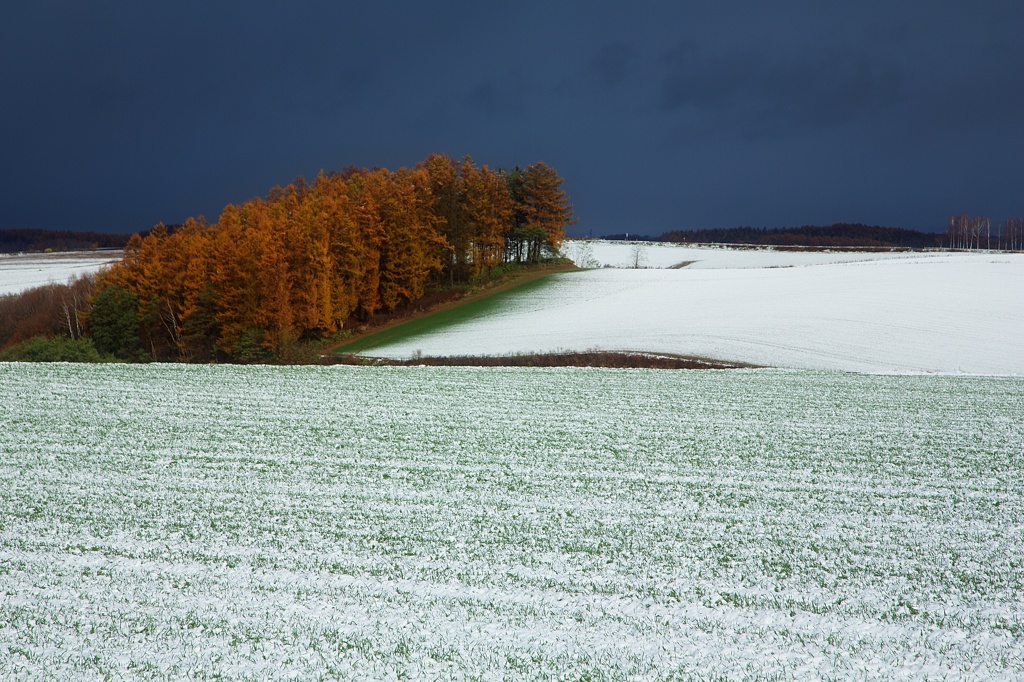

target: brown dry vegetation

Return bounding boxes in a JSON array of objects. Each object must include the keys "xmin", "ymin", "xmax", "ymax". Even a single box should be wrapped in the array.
[
  {"xmin": 0, "ymin": 276, "xmax": 94, "ymax": 350},
  {"xmin": 326, "ymin": 351, "xmax": 756, "ymax": 370}
]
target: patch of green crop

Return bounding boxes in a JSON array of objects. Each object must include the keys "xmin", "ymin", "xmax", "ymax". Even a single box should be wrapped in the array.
[
  {"xmin": 334, "ymin": 272, "xmax": 569, "ymax": 355},
  {"xmin": 0, "ymin": 364, "xmax": 1022, "ymax": 679}
]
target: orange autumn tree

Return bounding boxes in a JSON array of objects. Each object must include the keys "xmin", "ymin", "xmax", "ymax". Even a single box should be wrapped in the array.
[
  {"xmin": 504, "ymin": 162, "xmax": 575, "ymax": 263},
  {"xmin": 421, "ymin": 154, "xmax": 465, "ymax": 284},
  {"xmin": 91, "ymin": 154, "xmax": 571, "ymax": 362},
  {"xmin": 373, "ymin": 167, "xmax": 449, "ymax": 310},
  {"xmin": 462, "ymin": 158, "xmax": 512, "ymax": 274},
  {"xmin": 420, "ymin": 153, "xmax": 515, "ymax": 280}
]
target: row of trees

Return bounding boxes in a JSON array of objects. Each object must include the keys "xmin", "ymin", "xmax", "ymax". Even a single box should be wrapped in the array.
[
  {"xmin": 947, "ymin": 214, "xmax": 989, "ymax": 250},
  {"xmin": 947, "ymin": 214, "xmax": 1024, "ymax": 251},
  {"xmin": 660, "ymin": 225, "xmax": 946, "ymax": 249},
  {"xmin": 661, "ymin": 221, "xmax": 1024, "ymax": 250},
  {"xmin": 0, "ymin": 228, "xmax": 132, "ymax": 254},
  {"xmin": 999, "ymin": 216, "xmax": 1024, "ymax": 251},
  {"xmin": 59, "ymin": 155, "xmax": 573, "ymax": 363}
]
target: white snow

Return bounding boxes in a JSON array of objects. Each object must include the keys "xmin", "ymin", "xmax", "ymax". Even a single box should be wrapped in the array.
[
  {"xmin": 563, "ymin": 239, "xmax": 946, "ymax": 270},
  {"xmin": 0, "ymin": 364, "xmax": 1021, "ymax": 679},
  {"xmin": 368, "ymin": 244, "xmax": 1024, "ymax": 375},
  {"xmin": 0, "ymin": 251, "xmax": 121, "ymax": 296}
]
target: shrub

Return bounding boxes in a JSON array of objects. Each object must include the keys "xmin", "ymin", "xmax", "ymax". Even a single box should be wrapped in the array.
[{"xmin": 0, "ymin": 335, "xmax": 105, "ymax": 362}]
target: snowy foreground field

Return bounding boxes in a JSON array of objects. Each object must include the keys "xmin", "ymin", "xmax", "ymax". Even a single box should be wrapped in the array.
[
  {"xmin": 2, "ymin": 363, "xmax": 1022, "ymax": 680},
  {"xmin": 0, "ymin": 251, "xmax": 121, "ymax": 296},
  {"xmin": 369, "ymin": 242, "xmax": 1024, "ymax": 375}
]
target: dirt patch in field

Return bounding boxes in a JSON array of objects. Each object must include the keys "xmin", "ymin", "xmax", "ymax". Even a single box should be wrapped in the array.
[{"xmin": 324, "ymin": 350, "xmax": 759, "ymax": 370}]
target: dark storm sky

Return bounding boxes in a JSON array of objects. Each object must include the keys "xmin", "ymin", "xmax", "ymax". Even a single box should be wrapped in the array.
[{"xmin": 2, "ymin": 1, "xmax": 1021, "ymax": 236}]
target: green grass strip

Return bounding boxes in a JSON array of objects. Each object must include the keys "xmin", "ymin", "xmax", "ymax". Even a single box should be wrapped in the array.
[{"xmin": 334, "ymin": 273, "xmax": 564, "ymax": 355}]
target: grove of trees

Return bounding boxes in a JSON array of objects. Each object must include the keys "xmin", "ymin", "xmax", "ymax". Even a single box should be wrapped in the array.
[
  {"xmin": 660, "ymin": 224, "xmax": 947, "ymax": 249},
  {"xmin": 945, "ymin": 214, "xmax": 1024, "ymax": 251},
  {"xmin": 998, "ymin": 216, "xmax": 1023, "ymax": 251},
  {"xmin": 0, "ymin": 229, "xmax": 132, "ymax": 254},
  {"xmin": 947, "ymin": 214, "xmax": 990, "ymax": 250},
  {"xmin": 4, "ymin": 155, "xmax": 573, "ymax": 363}
]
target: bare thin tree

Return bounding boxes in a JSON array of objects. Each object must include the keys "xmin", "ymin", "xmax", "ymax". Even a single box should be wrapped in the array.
[{"xmin": 630, "ymin": 242, "xmax": 648, "ymax": 268}]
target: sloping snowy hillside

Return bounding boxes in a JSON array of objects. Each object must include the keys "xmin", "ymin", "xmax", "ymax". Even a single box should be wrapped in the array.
[
  {"xmin": 364, "ymin": 244, "xmax": 1024, "ymax": 375},
  {"xmin": 0, "ymin": 251, "xmax": 120, "ymax": 296}
]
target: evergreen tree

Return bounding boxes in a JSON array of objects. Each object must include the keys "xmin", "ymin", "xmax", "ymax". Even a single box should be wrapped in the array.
[{"xmin": 89, "ymin": 285, "xmax": 144, "ymax": 361}]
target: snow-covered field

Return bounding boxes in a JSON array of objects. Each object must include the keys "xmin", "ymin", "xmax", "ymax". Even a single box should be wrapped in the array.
[
  {"xmin": 0, "ymin": 251, "xmax": 120, "ymax": 296},
  {"xmin": 562, "ymin": 239, "xmax": 940, "ymax": 270},
  {"xmin": 1, "ymin": 364, "xmax": 1021, "ymax": 679},
  {"xmin": 368, "ymin": 242, "xmax": 1024, "ymax": 375}
]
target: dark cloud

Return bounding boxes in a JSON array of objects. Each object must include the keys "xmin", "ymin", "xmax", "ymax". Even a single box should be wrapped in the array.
[
  {"xmin": 467, "ymin": 73, "xmax": 527, "ymax": 117},
  {"xmin": 586, "ymin": 42, "xmax": 638, "ymax": 89},
  {"xmin": 0, "ymin": 1, "xmax": 1021, "ymax": 235},
  {"xmin": 658, "ymin": 41, "xmax": 903, "ymax": 139}
]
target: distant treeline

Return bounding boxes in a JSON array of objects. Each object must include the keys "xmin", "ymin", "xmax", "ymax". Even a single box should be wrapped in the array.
[
  {"xmin": 0, "ymin": 154, "xmax": 574, "ymax": 364},
  {"xmin": 660, "ymin": 224, "xmax": 946, "ymax": 249},
  {"xmin": 946, "ymin": 214, "xmax": 1024, "ymax": 251},
  {"xmin": 0, "ymin": 228, "xmax": 132, "ymax": 253}
]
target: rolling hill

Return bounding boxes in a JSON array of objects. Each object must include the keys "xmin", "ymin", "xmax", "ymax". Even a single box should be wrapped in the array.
[{"xmin": 357, "ymin": 241, "xmax": 1024, "ymax": 375}]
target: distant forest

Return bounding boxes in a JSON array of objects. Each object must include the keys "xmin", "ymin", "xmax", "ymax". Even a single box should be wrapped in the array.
[
  {"xmin": 0, "ymin": 228, "xmax": 132, "ymax": 253},
  {"xmin": 659, "ymin": 224, "xmax": 946, "ymax": 249}
]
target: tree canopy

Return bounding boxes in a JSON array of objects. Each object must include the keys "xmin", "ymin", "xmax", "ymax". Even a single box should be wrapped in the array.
[{"xmin": 92, "ymin": 155, "xmax": 573, "ymax": 362}]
